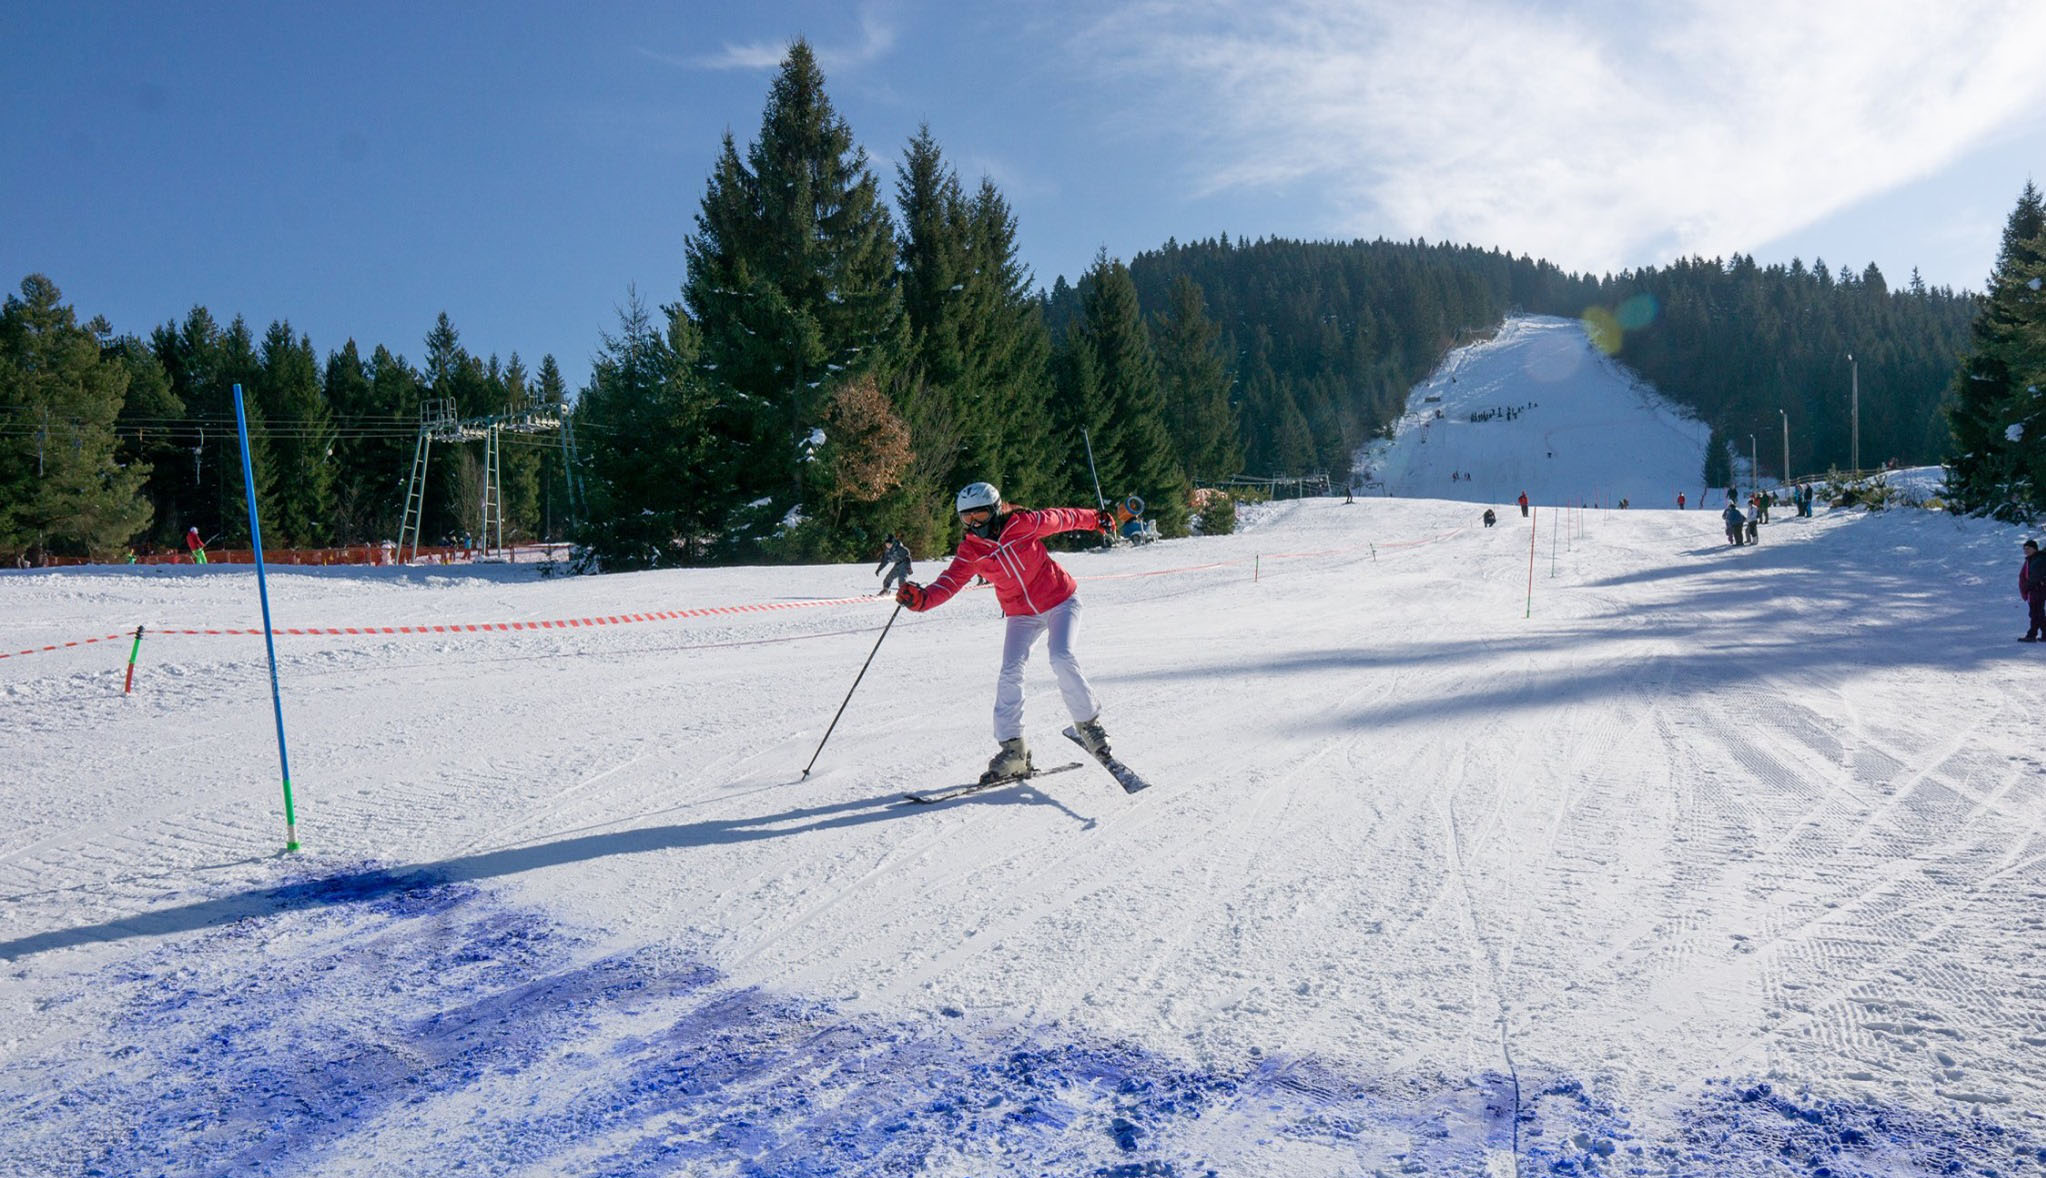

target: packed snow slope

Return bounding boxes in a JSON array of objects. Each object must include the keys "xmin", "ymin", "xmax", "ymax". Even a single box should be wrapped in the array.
[
  {"xmin": 7, "ymin": 488, "xmax": 2046, "ymax": 1175},
  {"xmin": 1359, "ymin": 315, "xmax": 1713, "ymax": 509}
]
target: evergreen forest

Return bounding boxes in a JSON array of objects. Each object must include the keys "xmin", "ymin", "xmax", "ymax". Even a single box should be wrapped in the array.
[{"xmin": 4, "ymin": 42, "xmax": 2039, "ymax": 569}]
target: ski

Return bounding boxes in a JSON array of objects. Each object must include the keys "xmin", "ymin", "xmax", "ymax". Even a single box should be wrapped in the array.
[
  {"xmin": 1062, "ymin": 727, "xmax": 1152, "ymax": 794},
  {"xmin": 901, "ymin": 761, "xmax": 1084, "ymax": 805}
]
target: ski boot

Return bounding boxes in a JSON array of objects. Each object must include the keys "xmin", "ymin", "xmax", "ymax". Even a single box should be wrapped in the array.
[
  {"xmin": 981, "ymin": 737, "xmax": 1032, "ymax": 783},
  {"xmin": 1071, "ymin": 715, "xmax": 1111, "ymax": 758}
]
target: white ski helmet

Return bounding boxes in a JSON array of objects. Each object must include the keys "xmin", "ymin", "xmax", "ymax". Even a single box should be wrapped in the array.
[{"xmin": 955, "ymin": 481, "xmax": 1000, "ymax": 512}]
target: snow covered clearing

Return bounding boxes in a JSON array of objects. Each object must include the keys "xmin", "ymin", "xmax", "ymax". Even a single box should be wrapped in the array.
[
  {"xmin": 4, "ymin": 320, "xmax": 2045, "ymax": 1176},
  {"xmin": 1360, "ymin": 316, "xmax": 1712, "ymax": 509}
]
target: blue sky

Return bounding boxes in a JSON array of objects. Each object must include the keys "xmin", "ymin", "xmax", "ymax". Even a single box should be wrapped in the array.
[{"xmin": 5, "ymin": 1, "xmax": 2043, "ymax": 392}]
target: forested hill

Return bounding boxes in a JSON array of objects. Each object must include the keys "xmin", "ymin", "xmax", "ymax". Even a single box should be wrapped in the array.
[
  {"xmin": 1049, "ymin": 236, "xmax": 1976, "ymax": 487},
  {"xmin": 1587, "ymin": 256, "xmax": 1976, "ymax": 479},
  {"xmin": 1046, "ymin": 237, "xmax": 1591, "ymax": 488}
]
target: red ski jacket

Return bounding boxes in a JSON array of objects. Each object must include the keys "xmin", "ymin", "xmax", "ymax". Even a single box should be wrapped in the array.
[{"xmin": 915, "ymin": 507, "xmax": 1101, "ymax": 617}]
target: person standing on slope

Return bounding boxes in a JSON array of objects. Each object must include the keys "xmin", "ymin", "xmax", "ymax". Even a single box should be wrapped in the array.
[
  {"xmin": 874, "ymin": 533, "xmax": 912, "ymax": 596},
  {"xmin": 1723, "ymin": 501, "xmax": 1746, "ymax": 546},
  {"xmin": 895, "ymin": 482, "xmax": 1117, "ymax": 783},
  {"xmin": 2019, "ymin": 540, "xmax": 2046, "ymax": 642},
  {"xmin": 1517, "ymin": 491, "xmax": 1530, "ymax": 517}
]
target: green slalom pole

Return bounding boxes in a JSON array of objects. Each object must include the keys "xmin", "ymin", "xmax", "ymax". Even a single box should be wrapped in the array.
[
  {"xmin": 123, "ymin": 624, "xmax": 145, "ymax": 694},
  {"xmin": 234, "ymin": 384, "xmax": 299, "ymax": 852}
]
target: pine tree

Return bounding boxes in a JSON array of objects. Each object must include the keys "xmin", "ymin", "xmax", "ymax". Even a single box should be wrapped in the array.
[
  {"xmin": 679, "ymin": 39, "xmax": 905, "ymax": 547},
  {"xmin": 533, "ymin": 354, "xmax": 575, "ymax": 540},
  {"xmin": 1076, "ymin": 253, "xmax": 1189, "ymax": 534},
  {"xmin": 257, "ymin": 321, "xmax": 336, "ymax": 545},
  {"xmin": 1047, "ymin": 327, "xmax": 1109, "ymax": 507},
  {"xmin": 1704, "ymin": 425, "xmax": 1733, "ymax": 490},
  {"xmin": 957, "ymin": 173, "xmax": 1055, "ymax": 501},
  {"xmin": 574, "ymin": 289, "xmax": 719, "ymax": 569},
  {"xmin": 0, "ymin": 275, "xmax": 152, "ymax": 559},
  {"xmin": 1152, "ymin": 276, "xmax": 1242, "ymax": 483},
  {"xmin": 1946, "ymin": 182, "xmax": 2046, "ymax": 517},
  {"xmin": 108, "ymin": 333, "xmax": 183, "ymax": 549},
  {"xmin": 494, "ymin": 353, "xmax": 545, "ymax": 543},
  {"xmin": 149, "ymin": 310, "xmax": 269, "ymax": 545},
  {"xmin": 894, "ymin": 125, "xmax": 976, "ymax": 500}
]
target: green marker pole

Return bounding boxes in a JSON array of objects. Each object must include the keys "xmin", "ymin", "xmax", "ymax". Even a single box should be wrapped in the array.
[
  {"xmin": 123, "ymin": 624, "xmax": 145, "ymax": 694},
  {"xmin": 234, "ymin": 384, "xmax": 299, "ymax": 852}
]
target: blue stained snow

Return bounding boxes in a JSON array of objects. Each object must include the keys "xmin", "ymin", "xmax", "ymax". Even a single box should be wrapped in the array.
[{"xmin": 4, "ymin": 865, "xmax": 2042, "ymax": 1177}]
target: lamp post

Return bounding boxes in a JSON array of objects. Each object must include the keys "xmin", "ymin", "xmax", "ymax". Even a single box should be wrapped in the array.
[
  {"xmin": 1846, "ymin": 352, "xmax": 1859, "ymax": 473},
  {"xmin": 1749, "ymin": 434, "xmax": 1757, "ymax": 489},
  {"xmin": 1779, "ymin": 409, "xmax": 1789, "ymax": 487}
]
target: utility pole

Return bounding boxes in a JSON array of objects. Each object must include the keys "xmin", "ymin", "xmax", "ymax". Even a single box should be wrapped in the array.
[
  {"xmin": 1847, "ymin": 352, "xmax": 1859, "ymax": 473},
  {"xmin": 1749, "ymin": 434, "xmax": 1757, "ymax": 489},
  {"xmin": 1780, "ymin": 410, "xmax": 1789, "ymax": 487}
]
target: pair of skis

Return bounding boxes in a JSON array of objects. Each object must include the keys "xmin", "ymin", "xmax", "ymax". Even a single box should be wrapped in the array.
[{"xmin": 903, "ymin": 726, "xmax": 1151, "ymax": 804}]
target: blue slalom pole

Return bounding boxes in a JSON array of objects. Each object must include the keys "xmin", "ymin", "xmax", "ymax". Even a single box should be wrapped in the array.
[{"xmin": 234, "ymin": 383, "xmax": 299, "ymax": 852}]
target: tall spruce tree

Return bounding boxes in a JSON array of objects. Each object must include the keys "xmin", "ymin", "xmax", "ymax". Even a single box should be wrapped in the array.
[
  {"xmin": 574, "ymin": 289, "xmax": 718, "ymax": 569},
  {"xmin": 1151, "ymin": 276, "xmax": 1242, "ymax": 483},
  {"xmin": 149, "ymin": 310, "xmax": 268, "ymax": 545},
  {"xmin": 680, "ymin": 39, "xmax": 905, "ymax": 548},
  {"xmin": 894, "ymin": 125, "xmax": 977, "ymax": 496},
  {"xmin": 1047, "ymin": 326, "xmax": 1109, "ymax": 507},
  {"xmin": 1073, "ymin": 254, "xmax": 1187, "ymax": 534},
  {"xmin": 257, "ymin": 321, "xmax": 336, "ymax": 545},
  {"xmin": 1946, "ymin": 182, "xmax": 2046, "ymax": 517},
  {"xmin": 894, "ymin": 132, "xmax": 1060, "ymax": 514},
  {"xmin": 109, "ymin": 332, "xmax": 184, "ymax": 548},
  {"xmin": 322, "ymin": 340, "xmax": 382, "ymax": 543},
  {"xmin": 964, "ymin": 177, "xmax": 1059, "ymax": 505},
  {"xmin": 0, "ymin": 275, "xmax": 152, "ymax": 559},
  {"xmin": 533, "ymin": 354, "xmax": 575, "ymax": 540}
]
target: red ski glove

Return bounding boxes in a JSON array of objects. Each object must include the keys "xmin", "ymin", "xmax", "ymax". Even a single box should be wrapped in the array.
[{"xmin": 896, "ymin": 582, "xmax": 928, "ymax": 610}]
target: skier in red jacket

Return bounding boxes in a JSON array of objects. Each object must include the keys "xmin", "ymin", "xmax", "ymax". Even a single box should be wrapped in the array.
[{"xmin": 897, "ymin": 481, "xmax": 1117, "ymax": 782}]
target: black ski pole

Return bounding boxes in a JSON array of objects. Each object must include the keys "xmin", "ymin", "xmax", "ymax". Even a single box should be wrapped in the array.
[
  {"xmin": 801, "ymin": 601, "xmax": 904, "ymax": 779},
  {"xmin": 1081, "ymin": 428, "xmax": 1113, "ymax": 549}
]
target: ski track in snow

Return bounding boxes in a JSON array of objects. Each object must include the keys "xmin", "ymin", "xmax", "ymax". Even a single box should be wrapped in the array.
[{"xmin": 6, "ymin": 316, "xmax": 2046, "ymax": 1174}]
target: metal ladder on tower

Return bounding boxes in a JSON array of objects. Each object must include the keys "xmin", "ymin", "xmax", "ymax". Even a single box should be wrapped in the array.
[
  {"xmin": 398, "ymin": 399, "xmax": 458, "ymax": 562},
  {"xmin": 397, "ymin": 432, "xmax": 432, "ymax": 562},
  {"xmin": 480, "ymin": 424, "xmax": 503, "ymax": 558}
]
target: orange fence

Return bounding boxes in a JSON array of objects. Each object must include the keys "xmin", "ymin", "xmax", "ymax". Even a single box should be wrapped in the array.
[{"xmin": 23, "ymin": 544, "xmax": 567, "ymax": 568}]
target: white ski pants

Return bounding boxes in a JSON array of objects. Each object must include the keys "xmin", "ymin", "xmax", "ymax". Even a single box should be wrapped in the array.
[{"xmin": 993, "ymin": 595, "xmax": 1101, "ymax": 743}]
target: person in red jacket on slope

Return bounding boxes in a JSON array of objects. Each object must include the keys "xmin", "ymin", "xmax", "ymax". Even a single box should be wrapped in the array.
[{"xmin": 896, "ymin": 481, "xmax": 1118, "ymax": 783}]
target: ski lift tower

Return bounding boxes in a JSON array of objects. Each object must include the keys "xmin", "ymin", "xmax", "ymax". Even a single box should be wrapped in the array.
[{"xmin": 398, "ymin": 399, "xmax": 578, "ymax": 562}]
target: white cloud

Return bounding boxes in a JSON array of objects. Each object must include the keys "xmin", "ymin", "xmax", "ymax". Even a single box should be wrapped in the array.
[
  {"xmin": 1073, "ymin": 0, "xmax": 2046, "ymax": 274},
  {"xmin": 679, "ymin": 5, "xmax": 899, "ymax": 73}
]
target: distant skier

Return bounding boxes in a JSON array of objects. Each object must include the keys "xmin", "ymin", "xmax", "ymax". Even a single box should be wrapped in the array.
[
  {"xmin": 1677, "ymin": 492, "xmax": 1686, "ymax": 510},
  {"xmin": 1482, "ymin": 508, "xmax": 1497, "ymax": 528},
  {"xmin": 1517, "ymin": 491, "xmax": 1529, "ymax": 517},
  {"xmin": 2020, "ymin": 540, "xmax": 2046, "ymax": 642},
  {"xmin": 184, "ymin": 526, "xmax": 209, "ymax": 565},
  {"xmin": 874, "ymin": 533, "xmax": 912, "ymax": 596},
  {"xmin": 895, "ymin": 482, "xmax": 1118, "ymax": 783},
  {"xmin": 1723, "ymin": 502, "xmax": 1746, "ymax": 546},
  {"xmin": 1745, "ymin": 495, "xmax": 1761, "ymax": 544}
]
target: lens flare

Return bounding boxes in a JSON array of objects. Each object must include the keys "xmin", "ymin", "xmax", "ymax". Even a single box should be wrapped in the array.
[
  {"xmin": 1617, "ymin": 293, "xmax": 1658, "ymax": 331},
  {"xmin": 1581, "ymin": 307, "xmax": 1623, "ymax": 355}
]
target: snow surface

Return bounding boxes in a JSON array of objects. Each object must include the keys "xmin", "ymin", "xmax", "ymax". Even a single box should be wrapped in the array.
[
  {"xmin": 1359, "ymin": 316, "xmax": 1712, "ymax": 508},
  {"xmin": 5, "ymin": 318, "xmax": 2046, "ymax": 1176}
]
